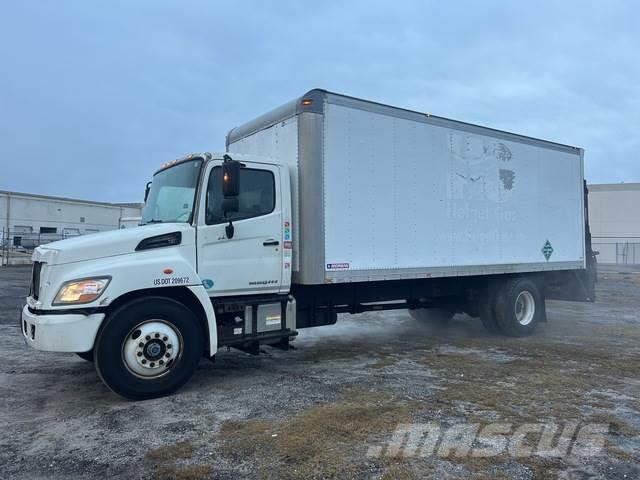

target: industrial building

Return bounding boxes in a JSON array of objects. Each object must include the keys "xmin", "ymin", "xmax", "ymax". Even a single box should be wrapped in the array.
[
  {"xmin": 588, "ymin": 183, "xmax": 640, "ymax": 264},
  {"xmin": 1, "ymin": 190, "xmax": 142, "ymax": 263},
  {"xmin": 2, "ymin": 184, "xmax": 637, "ymax": 265}
]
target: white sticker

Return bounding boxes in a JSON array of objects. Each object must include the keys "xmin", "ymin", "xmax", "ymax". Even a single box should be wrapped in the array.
[
  {"xmin": 327, "ymin": 263, "xmax": 350, "ymax": 270},
  {"xmin": 233, "ymin": 328, "xmax": 242, "ymax": 335}
]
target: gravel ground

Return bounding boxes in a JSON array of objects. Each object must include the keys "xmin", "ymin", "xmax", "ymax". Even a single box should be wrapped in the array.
[{"xmin": 1, "ymin": 265, "xmax": 638, "ymax": 479}]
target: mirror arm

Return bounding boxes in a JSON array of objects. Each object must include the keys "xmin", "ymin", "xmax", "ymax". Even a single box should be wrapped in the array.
[
  {"xmin": 225, "ymin": 220, "xmax": 234, "ymax": 239},
  {"xmin": 144, "ymin": 181, "xmax": 152, "ymax": 202},
  {"xmin": 223, "ymin": 210, "xmax": 235, "ymax": 239}
]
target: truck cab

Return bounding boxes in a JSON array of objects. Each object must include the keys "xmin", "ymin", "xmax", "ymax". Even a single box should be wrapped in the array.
[{"xmin": 22, "ymin": 152, "xmax": 297, "ymax": 399}]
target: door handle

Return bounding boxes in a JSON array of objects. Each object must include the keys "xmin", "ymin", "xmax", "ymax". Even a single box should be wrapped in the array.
[{"xmin": 263, "ymin": 239, "xmax": 280, "ymax": 246}]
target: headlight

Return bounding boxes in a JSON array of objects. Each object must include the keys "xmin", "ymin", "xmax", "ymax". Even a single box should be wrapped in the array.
[{"xmin": 53, "ymin": 277, "xmax": 111, "ymax": 305}]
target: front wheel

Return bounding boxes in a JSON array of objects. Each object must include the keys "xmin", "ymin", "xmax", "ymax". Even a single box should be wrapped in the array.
[{"xmin": 94, "ymin": 297, "xmax": 203, "ymax": 400}]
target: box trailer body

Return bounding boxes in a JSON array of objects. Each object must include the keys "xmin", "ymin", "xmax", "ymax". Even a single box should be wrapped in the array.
[
  {"xmin": 21, "ymin": 89, "xmax": 596, "ymax": 399},
  {"xmin": 227, "ymin": 90, "xmax": 586, "ymax": 286}
]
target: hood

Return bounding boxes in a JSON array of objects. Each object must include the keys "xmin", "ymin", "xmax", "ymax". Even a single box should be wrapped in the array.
[{"xmin": 33, "ymin": 223, "xmax": 194, "ymax": 265}]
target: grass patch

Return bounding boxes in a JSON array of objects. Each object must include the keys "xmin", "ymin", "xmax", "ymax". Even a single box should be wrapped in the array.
[
  {"xmin": 156, "ymin": 464, "xmax": 212, "ymax": 480},
  {"xmin": 448, "ymin": 456, "xmax": 566, "ymax": 480},
  {"xmin": 146, "ymin": 441, "xmax": 212, "ymax": 480},
  {"xmin": 588, "ymin": 413, "xmax": 640, "ymax": 437},
  {"xmin": 606, "ymin": 445, "xmax": 639, "ymax": 463},
  {"xmin": 418, "ymin": 340, "xmax": 638, "ymax": 422},
  {"xmin": 368, "ymin": 355, "xmax": 399, "ymax": 370},
  {"xmin": 219, "ymin": 391, "xmax": 415, "ymax": 479},
  {"xmin": 145, "ymin": 441, "xmax": 194, "ymax": 462},
  {"xmin": 379, "ymin": 462, "xmax": 418, "ymax": 480}
]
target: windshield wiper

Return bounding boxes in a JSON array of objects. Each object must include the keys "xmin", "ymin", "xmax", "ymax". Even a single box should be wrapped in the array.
[{"xmin": 142, "ymin": 219, "xmax": 164, "ymax": 225}]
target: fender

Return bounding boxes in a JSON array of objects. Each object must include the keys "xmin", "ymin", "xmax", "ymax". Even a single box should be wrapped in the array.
[
  {"xmin": 187, "ymin": 285, "xmax": 218, "ymax": 356},
  {"xmin": 33, "ymin": 240, "xmax": 218, "ymax": 355}
]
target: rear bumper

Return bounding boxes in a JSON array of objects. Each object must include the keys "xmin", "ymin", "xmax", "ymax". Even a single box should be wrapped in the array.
[{"xmin": 21, "ymin": 305, "xmax": 104, "ymax": 352}]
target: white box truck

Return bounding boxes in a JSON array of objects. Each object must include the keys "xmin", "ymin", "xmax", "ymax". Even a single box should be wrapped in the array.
[{"xmin": 21, "ymin": 90, "xmax": 597, "ymax": 399}]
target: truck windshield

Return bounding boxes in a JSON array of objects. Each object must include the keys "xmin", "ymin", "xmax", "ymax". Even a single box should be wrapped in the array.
[{"xmin": 141, "ymin": 159, "xmax": 203, "ymax": 225}]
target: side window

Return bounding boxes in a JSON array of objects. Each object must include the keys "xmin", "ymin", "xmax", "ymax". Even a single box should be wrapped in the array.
[{"xmin": 206, "ymin": 167, "xmax": 275, "ymax": 225}]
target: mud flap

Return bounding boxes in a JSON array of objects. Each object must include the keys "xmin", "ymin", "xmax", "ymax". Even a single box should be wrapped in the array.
[{"xmin": 545, "ymin": 255, "xmax": 597, "ymax": 302}]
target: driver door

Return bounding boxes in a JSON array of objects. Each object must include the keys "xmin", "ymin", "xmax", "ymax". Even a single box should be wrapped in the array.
[{"xmin": 196, "ymin": 160, "xmax": 283, "ymax": 296}]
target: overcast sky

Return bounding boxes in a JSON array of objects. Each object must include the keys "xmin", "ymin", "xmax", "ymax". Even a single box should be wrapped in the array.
[{"xmin": 1, "ymin": 1, "xmax": 638, "ymax": 202}]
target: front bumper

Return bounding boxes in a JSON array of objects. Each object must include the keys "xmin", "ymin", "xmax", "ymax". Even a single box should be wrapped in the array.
[{"xmin": 21, "ymin": 305, "xmax": 105, "ymax": 352}]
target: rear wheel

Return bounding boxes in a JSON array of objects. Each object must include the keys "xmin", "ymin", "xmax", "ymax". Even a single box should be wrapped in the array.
[
  {"xmin": 494, "ymin": 277, "xmax": 543, "ymax": 336},
  {"xmin": 94, "ymin": 297, "xmax": 203, "ymax": 400}
]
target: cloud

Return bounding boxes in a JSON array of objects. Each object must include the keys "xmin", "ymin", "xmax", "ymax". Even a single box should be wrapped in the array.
[{"xmin": 0, "ymin": 0, "xmax": 638, "ymax": 202}]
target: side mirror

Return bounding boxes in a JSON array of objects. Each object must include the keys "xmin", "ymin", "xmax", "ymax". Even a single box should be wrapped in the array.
[
  {"xmin": 144, "ymin": 181, "xmax": 152, "ymax": 202},
  {"xmin": 221, "ymin": 155, "xmax": 241, "ymax": 239},
  {"xmin": 222, "ymin": 155, "xmax": 241, "ymax": 197}
]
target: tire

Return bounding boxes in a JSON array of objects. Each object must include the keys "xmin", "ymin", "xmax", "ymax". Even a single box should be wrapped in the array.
[
  {"xmin": 494, "ymin": 277, "xmax": 543, "ymax": 336},
  {"xmin": 409, "ymin": 307, "xmax": 455, "ymax": 324},
  {"xmin": 94, "ymin": 297, "xmax": 203, "ymax": 400},
  {"xmin": 479, "ymin": 284, "xmax": 500, "ymax": 333},
  {"xmin": 76, "ymin": 351, "xmax": 94, "ymax": 362}
]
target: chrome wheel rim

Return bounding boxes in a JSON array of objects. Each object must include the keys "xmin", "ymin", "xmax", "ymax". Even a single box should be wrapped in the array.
[
  {"xmin": 122, "ymin": 320, "xmax": 182, "ymax": 379},
  {"xmin": 515, "ymin": 291, "xmax": 535, "ymax": 326}
]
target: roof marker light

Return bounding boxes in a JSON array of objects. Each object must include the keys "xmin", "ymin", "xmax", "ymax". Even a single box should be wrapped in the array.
[{"xmin": 302, "ymin": 99, "xmax": 313, "ymax": 106}]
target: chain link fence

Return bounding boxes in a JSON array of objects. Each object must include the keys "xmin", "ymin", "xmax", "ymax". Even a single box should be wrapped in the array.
[
  {"xmin": 592, "ymin": 240, "xmax": 640, "ymax": 265},
  {"xmin": 0, "ymin": 228, "xmax": 80, "ymax": 266}
]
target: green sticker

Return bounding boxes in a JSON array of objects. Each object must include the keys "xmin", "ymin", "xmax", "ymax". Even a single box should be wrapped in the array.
[{"xmin": 541, "ymin": 240, "xmax": 554, "ymax": 261}]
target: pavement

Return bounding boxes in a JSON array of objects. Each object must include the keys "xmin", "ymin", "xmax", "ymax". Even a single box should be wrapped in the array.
[{"xmin": 0, "ymin": 264, "xmax": 639, "ymax": 479}]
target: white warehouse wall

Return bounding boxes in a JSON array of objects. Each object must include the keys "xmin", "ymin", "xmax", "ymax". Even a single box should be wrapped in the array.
[
  {"xmin": 588, "ymin": 183, "xmax": 640, "ymax": 264},
  {"xmin": 1, "ymin": 190, "xmax": 143, "ymax": 238}
]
